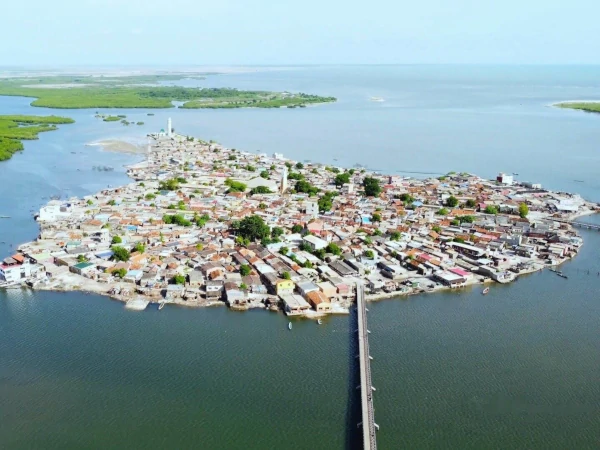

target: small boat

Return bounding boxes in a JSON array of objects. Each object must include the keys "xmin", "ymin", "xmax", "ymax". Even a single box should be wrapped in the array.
[
  {"xmin": 558, "ymin": 273, "xmax": 568, "ymax": 279},
  {"xmin": 317, "ymin": 319, "xmax": 323, "ymax": 325},
  {"xmin": 288, "ymin": 322, "xmax": 292, "ymax": 330},
  {"xmin": 158, "ymin": 301, "xmax": 165, "ymax": 310},
  {"xmin": 0, "ymin": 215, "xmax": 10, "ymax": 219},
  {"xmin": 482, "ymin": 287, "xmax": 490, "ymax": 295}
]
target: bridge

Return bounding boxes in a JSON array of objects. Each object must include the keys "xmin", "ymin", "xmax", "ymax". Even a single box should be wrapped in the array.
[
  {"xmin": 356, "ymin": 283, "xmax": 378, "ymax": 450},
  {"xmin": 551, "ymin": 218, "xmax": 600, "ymax": 231}
]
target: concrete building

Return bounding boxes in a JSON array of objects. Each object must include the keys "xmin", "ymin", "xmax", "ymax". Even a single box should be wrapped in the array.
[
  {"xmin": 496, "ymin": 172, "xmax": 514, "ymax": 185},
  {"xmin": 281, "ymin": 167, "xmax": 288, "ymax": 194},
  {"xmin": 281, "ymin": 294, "xmax": 311, "ymax": 316},
  {"xmin": 167, "ymin": 118, "xmax": 172, "ymax": 137},
  {"xmin": 306, "ymin": 290, "xmax": 331, "ymax": 312},
  {"xmin": 303, "ymin": 235, "xmax": 328, "ymax": 251},
  {"xmin": 0, "ymin": 256, "xmax": 32, "ymax": 284}
]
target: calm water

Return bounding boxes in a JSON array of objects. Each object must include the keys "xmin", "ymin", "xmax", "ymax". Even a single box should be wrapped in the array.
[{"xmin": 1, "ymin": 66, "xmax": 600, "ymax": 449}]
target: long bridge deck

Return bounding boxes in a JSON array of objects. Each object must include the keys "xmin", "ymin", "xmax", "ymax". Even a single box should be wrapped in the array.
[{"xmin": 356, "ymin": 284, "xmax": 377, "ymax": 449}]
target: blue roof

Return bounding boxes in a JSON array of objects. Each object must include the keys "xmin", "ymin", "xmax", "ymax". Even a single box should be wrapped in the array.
[{"xmin": 412, "ymin": 201, "xmax": 424, "ymax": 207}]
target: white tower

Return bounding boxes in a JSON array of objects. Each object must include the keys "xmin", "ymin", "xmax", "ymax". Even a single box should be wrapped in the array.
[
  {"xmin": 167, "ymin": 118, "xmax": 172, "ymax": 137},
  {"xmin": 281, "ymin": 167, "xmax": 288, "ymax": 194}
]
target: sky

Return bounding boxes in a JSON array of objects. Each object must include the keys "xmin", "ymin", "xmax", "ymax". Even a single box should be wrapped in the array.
[{"xmin": 3, "ymin": 0, "xmax": 599, "ymax": 66}]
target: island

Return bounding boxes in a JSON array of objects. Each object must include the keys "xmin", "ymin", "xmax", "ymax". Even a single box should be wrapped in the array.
[
  {"xmin": 0, "ymin": 75, "xmax": 336, "ymax": 109},
  {"xmin": 0, "ymin": 115, "xmax": 74, "ymax": 161},
  {"xmin": 554, "ymin": 101, "xmax": 600, "ymax": 114},
  {"xmin": 0, "ymin": 128, "xmax": 596, "ymax": 315}
]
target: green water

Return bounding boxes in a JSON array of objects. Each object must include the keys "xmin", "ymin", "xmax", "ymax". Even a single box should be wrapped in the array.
[{"xmin": 2, "ymin": 223, "xmax": 599, "ymax": 449}]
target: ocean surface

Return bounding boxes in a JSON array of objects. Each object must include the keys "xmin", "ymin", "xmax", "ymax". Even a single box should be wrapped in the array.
[{"xmin": 1, "ymin": 65, "xmax": 600, "ymax": 449}]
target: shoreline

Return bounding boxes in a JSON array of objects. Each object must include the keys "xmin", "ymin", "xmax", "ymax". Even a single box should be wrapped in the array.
[{"xmin": 3, "ymin": 131, "xmax": 598, "ymax": 317}]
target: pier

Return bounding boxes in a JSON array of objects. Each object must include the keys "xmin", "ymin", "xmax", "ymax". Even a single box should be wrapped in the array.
[
  {"xmin": 553, "ymin": 218, "xmax": 600, "ymax": 231},
  {"xmin": 356, "ymin": 284, "xmax": 378, "ymax": 450}
]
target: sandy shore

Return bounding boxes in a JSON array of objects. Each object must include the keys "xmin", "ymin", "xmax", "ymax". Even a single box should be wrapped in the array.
[{"xmin": 86, "ymin": 139, "xmax": 147, "ymax": 154}]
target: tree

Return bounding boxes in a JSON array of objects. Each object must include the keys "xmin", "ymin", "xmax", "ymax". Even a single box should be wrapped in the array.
[
  {"xmin": 239, "ymin": 283, "xmax": 248, "ymax": 291},
  {"xmin": 364, "ymin": 250, "xmax": 375, "ymax": 259},
  {"xmin": 77, "ymin": 254, "xmax": 88, "ymax": 263},
  {"xmin": 158, "ymin": 178, "xmax": 180, "ymax": 191},
  {"xmin": 295, "ymin": 180, "xmax": 320, "ymax": 195},
  {"xmin": 362, "ymin": 177, "xmax": 381, "ymax": 197},
  {"xmin": 225, "ymin": 178, "xmax": 247, "ymax": 193},
  {"xmin": 86, "ymin": 199, "xmax": 93, "ymax": 205},
  {"xmin": 436, "ymin": 208, "xmax": 449, "ymax": 216},
  {"xmin": 371, "ymin": 213, "xmax": 382, "ymax": 223},
  {"xmin": 484, "ymin": 205, "xmax": 499, "ymax": 215},
  {"xmin": 236, "ymin": 215, "xmax": 270, "ymax": 241},
  {"xmin": 282, "ymin": 271, "xmax": 291, "ymax": 280},
  {"xmin": 240, "ymin": 264, "xmax": 252, "ymax": 276},
  {"xmin": 250, "ymin": 186, "xmax": 272, "ymax": 195},
  {"xmin": 334, "ymin": 172, "xmax": 350, "ymax": 187},
  {"xmin": 260, "ymin": 170, "xmax": 270, "ymax": 179},
  {"xmin": 390, "ymin": 231, "xmax": 401, "ymax": 241},
  {"xmin": 326, "ymin": 242, "xmax": 342, "ymax": 256},
  {"xmin": 107, "ymin": 199, "xmax": 116, "ymax": 206},
  {"xmin": 373, "ymin": 229, "xmax": 382, "ymax": 236},
  {"xmin": 172, "ymin": 274, "xmax": 186, "ymax": 285},
  {"xmin": 292, "ymin": 224, "xmax": 303, "ymax": 234},
  {"xmin": 115, "ymin": 268, "xmax": 127, "ymax": 278},
  {"xmin": 245, "ymin": 164, "xmax": 256, "ymax": 172},
  {"xmin": 280, "ymin": 246, "xmax": 289, "ymax": 255},
  {"xmin": 145, "ymin": 193, "xmax": 156, "ymax": 200},
  {"xmin": 295, "ymin": 162, "xmax": 304, "ymax": 169},
  {"xmin": 465, "ymin": 199, "xmax": 477, "ymax": 208},
  {"xmin": 111, "ymin": 235, "xmax": 122, "ymax": 244},
  {"xmin": 111, "ymin": 246, "xmax": 130, "ymax": 262},
  {"xmin": 459, "ymin": 215, "xmax": 475, "ymax": 223},
  {"xmin": 318, "ymin": 193, "xmax": 334, "ymax": 213},
  {"xmin": 133, "ymin": 242, "xmax": 146, "ymax": 253},
  {"xmin": 271, "ymin": 227, "xmax": 285, "ymax": 239},
  {"xmin": 446, "ymin": 196, "xmax": 459, "ymax": 207},
  {"xmin": 519, "ymin": 203, "xmax": 529, "ymax": 218},
  {"xmin": 432, "ymin": 226, "xmax": 441, "ymax": 233}
]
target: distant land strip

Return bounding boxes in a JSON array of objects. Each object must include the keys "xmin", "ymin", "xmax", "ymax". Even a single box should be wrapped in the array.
[
  {"xmin": 554, "ymin": 101, "xmax": 600, "ymax": 114},
  {"xmin": 0, "ymin": 75, "xmax": 336, "ymax": 110}
]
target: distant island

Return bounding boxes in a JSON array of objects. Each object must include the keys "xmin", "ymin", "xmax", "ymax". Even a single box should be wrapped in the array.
[
  {"xmin": 0, "ymin": 75, "xmax": 336, "ymax": 110},
  {"xmin": 0, "ymin": 115, "xmax": 74, "ymax": 161},
  {"xmin": 554, "ymin": 101, "xmax": 600, "ymax": 114}
]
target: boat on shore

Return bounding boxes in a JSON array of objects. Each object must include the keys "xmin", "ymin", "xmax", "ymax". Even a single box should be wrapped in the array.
[
  {"xmin": 317, "ymin": 319, "xmax": 322, "ymax": 325},
  {"xmin": 482, "ymin": 287, "xmax": 490, "ymax": 295},
  {"xmin": 158, "ymin": 301, "xmax": 166, "ymax": 310}
]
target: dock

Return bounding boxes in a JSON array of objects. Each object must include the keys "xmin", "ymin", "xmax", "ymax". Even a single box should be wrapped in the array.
[{"xmin": 356, "ymin": 283, "xmax": 378, "ymax": 449}]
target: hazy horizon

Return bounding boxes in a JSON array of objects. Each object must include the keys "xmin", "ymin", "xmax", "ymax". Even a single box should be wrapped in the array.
[{"xmin": 4, "ymin": 0, "xmax": 599, "ymax": 66}]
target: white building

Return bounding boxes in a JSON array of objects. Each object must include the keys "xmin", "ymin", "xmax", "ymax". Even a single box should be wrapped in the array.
[
  {"xmin": 303, "ymin": 235, "xmax": 328, "ymax": 251},
  {"xmin": 496, "ymin": 172, "xmax": 514, "ymax": 185},
  {"xmin": 273, "ymin": 153, "xmax": 284, "ymax": 160},
  {"xmin": 37, "ymin": 201, "xmax": 73, "ymax": 222},
  {"xmin": 305, "ymin": 201, "xmax": 319, "ymax": 218},
  {"xmin": 0, "ymin": 257, "xmax": 32, "ymax": 284},
  {"xmin": 167, "ymin": 118, "xmax": 172, "ymax": 137}
]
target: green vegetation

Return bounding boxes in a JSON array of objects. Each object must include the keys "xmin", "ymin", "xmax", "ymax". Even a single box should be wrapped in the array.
[
  {"xmin": 172, "ymin": 274, "xmax": 186, "ymax": 285},
  {"xmin": 111, "ymin": 236, "xmax": 122, "ymax": 244},
  {"xmin": 239, "ymin": 264, "xmax": 252, "ymax": 276},
  {"xmin": 114, "ymin": 268, "xmax": 128, "ymax": 279},
  {"xmin": 102, "ymin": 115, "xmax": 122, "ymax": 122},
  {"xmin": 519, "ymin": 203, "xmax": 529, "ymax": 218},
  {"xmin": 0, "ymin": 76, "xmax": 337, "ymax": 110},
  {"xmin": 159, "ymin": 178, "xmax": 181, "ymax": 191},
  {"xmin": 362, "ymin": 177, "xmax": 382, "ymax": 197},
  {"xmin": 295, "ymin": 180, "xmax": 320, "ymax": 196},
  {"xmin": 318, "ymin": 192, "xmax": 337, "ymax": 212},
  {"xmin": 249, "ymin": 186, "xmax": 272, "ymax": 195},
  {"xmin": 446, "ymin": 196, "xmax": 459, "ymax": 207},
  {"xmin": 133, "ymin": 242, "xmax": 146, "ymax": 253},
  {"xmin": 556, "ymin": 102, "xmax": 600, "ymax": 114},
  {"xmin": 111, "ymin": 246, "xmax": 130, "ymax": 262},
  {"xmin": 234, "ymin": 215, "xmax": 270, "ymax": 242},
  {"xmin": 334, "ymin": 172, "xmax": 351, "ymax": 187},
  {"xmin": 0, "ymin": 115, "xmax": 74, "ymax": 161},
  {"xmin": 484, "ymin": 205, "xmax": 499, "ymax": 215},
  {"xmin": 282, "ymin": 271, "xmax": 291, "ymax": 280},
  {"xmin": 260, "ymin": 170, "xmax": 270, "ymax": 179},
  {"xmin": 437, "ymin": 208, "xmax": 449, "ymax": 216},
  {"xmin": 364, "ymin": 250, "xmax": 375, "ymax": 259},
  {"xmin": 371, "ymin": 213, "xmax": 382, "ymax": 223},
  {"xmin": 465, "ymin": 199, "xmax": 477, "ymax": 208},
  {"xmin": 163, "ymin": 214, "xmax": 192, "ymax": 227},
  {"xmin": 225, "ymin": 178, "xmax": 247, "ymax": 193},
  {"xmin": 390, "ymin": 231, "xmax": 401, "ymax": 241},
  {"xmin": 292, "ymin": 224, "xmax": 303, "ymax": 234}
]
